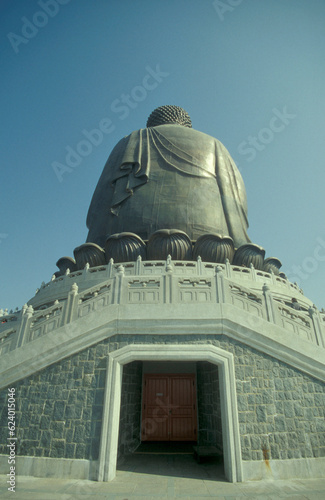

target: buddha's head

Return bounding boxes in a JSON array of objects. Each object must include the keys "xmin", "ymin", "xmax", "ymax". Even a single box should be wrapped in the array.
[{"xmin": 146, "ymin": 105, "xmax": 192, "ymax": 128}]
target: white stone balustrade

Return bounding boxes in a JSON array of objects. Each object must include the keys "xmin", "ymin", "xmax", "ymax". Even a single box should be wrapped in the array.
[{"xmin": 0, "ymin": 258, "xmax": 324, "ymax": 356}]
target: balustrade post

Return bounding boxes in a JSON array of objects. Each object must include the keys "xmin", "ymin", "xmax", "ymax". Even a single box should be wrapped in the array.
[
  {"xmin": 308, "ymin": 306, "xmax": 325, "ymax": 347},
  {"xmin": 215, "ymin": 266, "xmax": 226, "ymax": 303},
  {"xmin": 225, "ymin": 258, "xmax": 232, "ymax": 278},
  {"xmin": 249, "ymin": 263, "xmax": 257, "ymax": 282},
  {"xmin": 107, "ymin": 258, "xmax": 114, "ymax": 278},
  {"xmin": 114, "ymin": 265, "xmax": 125, "ymax": 304},
  {"xmin": 61, "ymin": 283, "xmax": 79, "ymax": 325},
  {"xmin": 196, "ymin": 256, "xmax": 203, "ymax": 276},
  {"xmin": 270, "ymin": 270, "xmax": 277, "ymax": 286},
  {"xmin": 163, "ymin": 255, "xmax": 173, "ymax": 304},
  {"xmin": 135, "ymin": 255, "xmax": 142, "ymax": 275},
  {"xmin": 82, "ymin": 263, "xmax": 90, "ymax": 281},
  {"xmin": 262, "ymin": 284, "xmax": 277, "ymax": 324},
  {"xmin": 15, "ymin": 304, "xmax": 34, "ymax": 348}
]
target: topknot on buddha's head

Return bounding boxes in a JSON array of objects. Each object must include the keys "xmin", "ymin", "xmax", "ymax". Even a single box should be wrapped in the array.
[{"xmin": 146, "ymin": 105, "xmax": 192, "ymax": 128}]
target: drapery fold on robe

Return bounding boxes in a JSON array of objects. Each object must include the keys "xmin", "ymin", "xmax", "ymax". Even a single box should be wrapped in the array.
[
  {"xmin": 214, "ymin": 139, "xmax": 249, "ymax": 238},
  {"xmin": 86, "ymin": 124, "xmax": 250, "ymax": 247},
  {"xmin": 109, "ymin": 128, "xmax": 217, "ymax": 214}
]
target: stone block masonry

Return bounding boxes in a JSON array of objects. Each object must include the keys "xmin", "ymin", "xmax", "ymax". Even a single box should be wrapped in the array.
[
  {"xmin": 0, "ymin": 334, "xmax": 324, "ymax": 463},
  {"xmin": 0, "ymin": 342, "xmax": 110, "ymax": 461}
]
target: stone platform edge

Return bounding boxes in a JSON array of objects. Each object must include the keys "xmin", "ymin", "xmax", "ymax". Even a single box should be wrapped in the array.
[
  {"xmin": 0, "ymin": 454, "xmax": 98, "ymax": 480},
  {"xmin": 0, "ymin": 454, "xmax": 324, "ymax": 482},
  {"xmin": 242, "ymin": 456, "xmax": 325, "ymax": 481}
]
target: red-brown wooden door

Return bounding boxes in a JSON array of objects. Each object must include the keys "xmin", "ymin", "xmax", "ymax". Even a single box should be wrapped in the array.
[{"xmin": 141, "ymin": 374, "xmax": 197, "ymax": 441}]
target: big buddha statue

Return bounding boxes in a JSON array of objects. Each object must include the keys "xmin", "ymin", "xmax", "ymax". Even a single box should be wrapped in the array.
[
  {"xmin": 56, "ymin": 106, "xmax": 281, "ymax": 275},
  {"xmin": 86, "ymin": 105, "xmax": 250, "ymax": 248}
]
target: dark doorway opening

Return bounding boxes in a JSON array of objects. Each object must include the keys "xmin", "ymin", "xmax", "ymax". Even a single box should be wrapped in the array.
[
  {"xmin": 116, "ymin": 359, "xmax": 225, "ymax": 481},
  {"xmin": 196, "ymin": 361, "xmax": 223, "ymax": 456},
  {"xmin": 117, "ymin": 360, "xmax": 224, "ymax": 476},
  {"xmin": 134, "ymin": 441, "xmax": 196, "ymax": 454}
]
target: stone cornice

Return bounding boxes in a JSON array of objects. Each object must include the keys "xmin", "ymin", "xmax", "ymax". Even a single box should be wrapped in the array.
[{"xmin": 1, "ymin": 300, "xmax": 324, "ymax": 390}]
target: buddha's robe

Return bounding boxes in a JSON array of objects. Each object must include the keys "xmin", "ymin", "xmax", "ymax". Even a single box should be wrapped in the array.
[{"xmin": 86, "ymin": 124, "xmax": 250, "ymax": 248}]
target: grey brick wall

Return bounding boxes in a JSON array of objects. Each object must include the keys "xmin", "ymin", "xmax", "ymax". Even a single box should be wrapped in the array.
[
  {"xmin": 0, "ymin": 342, "xmax": 110, "ymax": 460},
  {"xmin": 0, "ymin": 333, "xmax": 324, "ymax": 462}
]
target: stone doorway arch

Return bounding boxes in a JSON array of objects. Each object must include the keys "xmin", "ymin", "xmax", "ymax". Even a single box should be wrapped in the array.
[{"xmin": 97, "ymin": 344, "xmax": 243, "ymax": 482}]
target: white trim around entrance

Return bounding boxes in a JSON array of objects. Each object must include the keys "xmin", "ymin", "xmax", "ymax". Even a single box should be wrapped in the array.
[{"xmin": 97, "ymin": 344, "xmax": 243, "ymax": 483}]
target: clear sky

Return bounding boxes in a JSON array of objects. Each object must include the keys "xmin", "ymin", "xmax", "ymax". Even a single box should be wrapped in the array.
[{"xmin": 1, "ymin": 0, "xmax": 325, "ymax": 311}]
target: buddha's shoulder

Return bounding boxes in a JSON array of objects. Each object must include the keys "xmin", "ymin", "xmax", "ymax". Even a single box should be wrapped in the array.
[
  {"xmin": 152, "ymin": 124, "xmax": 218, "ymax": 142},
  {"xmin": 108, "ymin": 125, "xmax": 225, "ymax": 161}
]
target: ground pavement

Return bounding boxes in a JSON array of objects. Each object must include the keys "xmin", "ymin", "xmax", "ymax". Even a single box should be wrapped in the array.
[{"xmin": 1, "ymin": 454, "xmax": 325, "ymax": 499}]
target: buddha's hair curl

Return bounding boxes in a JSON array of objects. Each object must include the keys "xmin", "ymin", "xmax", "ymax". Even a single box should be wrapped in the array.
[{"xmin": 147, "ymin": 105, "xmax": 192, "ymax": 128}]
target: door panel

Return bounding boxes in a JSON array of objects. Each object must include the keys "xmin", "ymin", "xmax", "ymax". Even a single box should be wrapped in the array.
[
  {"xmin": 170, "ymin": 376, "xmax": 196, "ymax": 441},
  {"xmin": 170, "ymin": 416, "xmax": 194, "ymax": 440},
  {"xmin": 142, "ymin": 374, "xmax": 197, "ymax": 441}
]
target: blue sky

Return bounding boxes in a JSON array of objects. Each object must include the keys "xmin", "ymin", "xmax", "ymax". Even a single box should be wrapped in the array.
[{"xmin": 1, "ymin": 0, "xmax": 325, "ymax": 311}]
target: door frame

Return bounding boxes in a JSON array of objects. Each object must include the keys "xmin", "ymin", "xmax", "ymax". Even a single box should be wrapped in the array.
[{"xmin": 97, "ymin": 344, "xmax": 243, "ymax": 483}]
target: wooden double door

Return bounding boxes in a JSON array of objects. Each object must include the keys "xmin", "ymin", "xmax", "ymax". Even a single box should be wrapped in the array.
[{"xmin": 141, "ymin": 374, "xmax": 197, "ymax": 441}]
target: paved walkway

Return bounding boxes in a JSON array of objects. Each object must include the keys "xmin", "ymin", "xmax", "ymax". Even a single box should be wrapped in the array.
[{"xmin": 1, "ymin": 454, "xmax": 325, "ymax": 499}]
